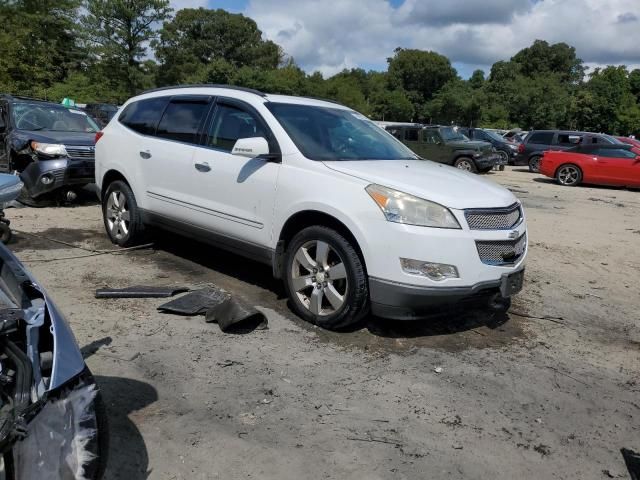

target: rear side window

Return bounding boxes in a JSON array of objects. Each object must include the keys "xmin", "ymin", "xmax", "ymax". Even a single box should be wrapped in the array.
[
  {"xmin": 528, "ymin": 132, "xmax": 554, "ymax": 144},
  {"xmin": 404, "ymin": 129, "xmax": 419, "ymax": 141},
  {"xmin": 156, "ymin": 97, "xmax": 211, "ymax": 144},
  {"xmin": 118, "ymin": 97, "xmax": 169, "ymax": 136},
  {"xmin": 557, "ymin": 134, "xmax": 581, "ymax": 146}
]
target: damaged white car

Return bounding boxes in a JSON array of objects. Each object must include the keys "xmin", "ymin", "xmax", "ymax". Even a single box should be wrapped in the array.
[{"xmin": 0, "ymin": 243, "xmax": 107, "ymax": 479}]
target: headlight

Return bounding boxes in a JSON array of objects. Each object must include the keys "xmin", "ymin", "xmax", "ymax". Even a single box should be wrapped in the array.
[
  {"xmin": 508, "ymin": 143, "xmax": 518, "ymax": 150},
  {"xmin": 366, "ymin": 184, "xmax": 461, "ymax": 229},
  {"xmin": 30, "ymin": 141, "xmax": 67, "ymax": 157}
]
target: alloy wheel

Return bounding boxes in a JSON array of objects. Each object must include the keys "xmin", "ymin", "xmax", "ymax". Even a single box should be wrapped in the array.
[
  {"xmin": 498, "ymin": 151, "xmax": 509, "ymax": 164},
  {"xmin": 105, "ymin": 190, "xmax": 130, "ymax": 240},
  {"xmin": 456, "ymin": 159, "xmax": 473, "ymax": 171},
  {"xmin": 290, "ymin": 240, "xmax": 348, "ymax": 316},
  {"xmin": 557, "ymin": 165, "xmax": 580, "ymax": 186},
  {"xmin": 529, "ymin": 156, "xmax": 541, "ymax": 172}
]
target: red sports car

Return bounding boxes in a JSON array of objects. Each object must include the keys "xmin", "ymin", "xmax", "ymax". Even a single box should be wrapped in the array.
[{"xmin": 539, "ymin": 144, "xmax": 640, "ymax": 187}]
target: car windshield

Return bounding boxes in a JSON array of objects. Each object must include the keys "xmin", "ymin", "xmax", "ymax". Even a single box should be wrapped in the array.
[
  {"xmin": 266, "ymin": 103, "xmax": 418, "ymax": 161},
  {"xmin": 12, "ymin": 103, "xmax": 99, "ymax": 133},
  {"xmin": 440, "ymin": 126, "xmax": 468, "ymax": 142}
]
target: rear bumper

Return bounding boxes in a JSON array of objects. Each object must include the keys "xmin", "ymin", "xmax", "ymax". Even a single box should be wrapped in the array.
[
  {"xmin": 369, "ymin": 271, "xmax": 523, "ymax": 320},
  {"xmin": 21, "ymin": 158, "xmax": 94, "ymax": 197}
]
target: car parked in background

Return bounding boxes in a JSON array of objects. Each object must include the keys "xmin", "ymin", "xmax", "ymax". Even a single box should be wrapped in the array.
[
  {"xmin": 458, "ymin": 127, "xmax": 518, "ymax": 168},
  {"xmin": 84, "ymin": 103, "xmax": 119, "ymax": 128},
  {"xmin": 0, "ymin": 94, "xmax": 98, "ymax": 204},
  {"xmin": 540, "ymin": 144, "xmax": 640, "ymax": 187},
  {"xmin": 503, "ymin": 129, "xmax": 527, "ymax": 143},
  {"xmin": 383, "ymin": 124, "xmax": 499, "ymax": 173},
  {"xmin": 95, "ymin": 85, "xmax": 526, "ymax": 329},
  {"xmin": 514, "ymin": 130, "xmax": 622, "ymax": 173}
]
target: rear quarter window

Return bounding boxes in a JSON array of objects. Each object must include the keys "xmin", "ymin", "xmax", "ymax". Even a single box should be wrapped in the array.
[
  {"xmin": 156, "ymin": 97, "xmax": 211, "ymax": 144},
  {"xmin": 118, "ymin": 97, "xmax": 169, "ymax": 136}
]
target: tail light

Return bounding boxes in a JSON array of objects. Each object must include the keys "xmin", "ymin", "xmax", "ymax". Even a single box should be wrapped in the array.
[
  {"xmin": 95, "ymin": 131, "xmax": 104, "ymax": 143},
  {"xmin": 518, "ymin": 143, "xmax": 525, "ymax": 153}
]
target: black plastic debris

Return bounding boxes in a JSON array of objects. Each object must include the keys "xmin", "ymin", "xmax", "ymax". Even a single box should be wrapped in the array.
[
  {"xmin": 158, "ymin": 286, "xmax": 267, "ymax": 333},
  {"xmin": 157, "ymin": 287, "xmax": 229, "ymax": 315},
  {"xmin": 622, "ymin": 448, "xmax": 640, "ymax": 480},
  {"xmin": 95, "ymin": 285, "xmax": 189, "ymax": 299},
  {"xmin": 205, "ymin": 297, "xmax": 268, "ymax": 333}
]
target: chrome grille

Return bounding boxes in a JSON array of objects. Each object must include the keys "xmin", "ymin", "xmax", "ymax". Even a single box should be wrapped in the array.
[
  {"xmin": 476, "ymin": 234, "xmax": 527, "ymax": 266},
  {"xmin": 65, "ymin": 146, "xmax": 95, "ymax": 160},
  {"xmin": 465, "ymin": 203, "xmax": 522, "ymax": 230}
]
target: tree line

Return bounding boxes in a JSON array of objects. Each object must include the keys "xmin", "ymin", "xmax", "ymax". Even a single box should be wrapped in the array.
[{"xmin": 1, "ymin": 0, "xmax": 639, "ymax": 135}]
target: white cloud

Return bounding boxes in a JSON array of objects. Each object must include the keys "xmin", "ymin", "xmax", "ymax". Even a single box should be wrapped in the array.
[{"xmin": 173, "ymin": 0, "xmax": 640, "ymax": 77}]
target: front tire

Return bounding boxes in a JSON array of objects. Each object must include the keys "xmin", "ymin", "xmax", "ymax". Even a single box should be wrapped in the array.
[
  {"xmin": 284, "ymin": 226, "xmax": 368, "ymax": 330},
  {"xmin": 555, "ymin": 164, "xmax": 582, "ymax": 186},
  {"xmin": 528, "ymin": 155, "xmax": 541, "ymax": 173},
  {"xmin": 102, "ymin": 180, "xmax": 147, "ymax": 247},
  {"xmin": 454, "ymin": 157, "xmax": 478, "ymax": 173}
]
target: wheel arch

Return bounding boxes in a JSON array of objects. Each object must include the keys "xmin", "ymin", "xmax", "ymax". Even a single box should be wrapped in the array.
[
  {"xmin": 273, "ymin": 210, "xmax": 366, "ymax": 279},
  {"xmin": 100, "ymin": 170, "xmax": 130, "ymax": 200}
]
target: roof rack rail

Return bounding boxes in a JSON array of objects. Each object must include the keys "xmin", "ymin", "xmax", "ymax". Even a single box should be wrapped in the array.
[{"xmin": 141, "ymin": 84, "xmax": 267, "ymax": 97}]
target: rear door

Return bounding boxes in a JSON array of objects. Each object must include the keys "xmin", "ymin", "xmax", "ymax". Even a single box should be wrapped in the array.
[
  {"xmin": 189, "ymin": 98, "xmax": 281, "ymax": 247},
  {"xmin": 526, "ymin": 131, "xmax": 555, "ymax": 156},
  {"xmin": 126, "ymin": 95, "xmax": 212, "ymax": 221}
]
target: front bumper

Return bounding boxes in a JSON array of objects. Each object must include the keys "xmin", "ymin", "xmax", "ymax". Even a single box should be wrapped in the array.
[
  {"xmin": 370, "ymin": 270, "xmax": 523, "ymax": 320},
  {"xmin": 474, "ymin": 154, "xmax": 498, "ymax": 168},
  {"xmin": 21, "ymin": 158, "xmax": 95, "ymax": 197}
]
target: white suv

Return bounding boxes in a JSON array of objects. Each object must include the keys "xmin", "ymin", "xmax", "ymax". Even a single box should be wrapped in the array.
[{"xmin": 95, "ymin": 85, "xmax": 527, "ymax": 329}]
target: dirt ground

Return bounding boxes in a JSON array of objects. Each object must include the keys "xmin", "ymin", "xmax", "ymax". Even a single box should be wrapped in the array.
[{"xmin": 6, "ymin": 167, "xmax": 639, "ymax": 479}]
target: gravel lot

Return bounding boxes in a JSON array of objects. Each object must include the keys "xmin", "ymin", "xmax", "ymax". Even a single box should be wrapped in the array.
[{"xmin": 7, "ymin": 167, "xmax": 639, "ymax": 479}]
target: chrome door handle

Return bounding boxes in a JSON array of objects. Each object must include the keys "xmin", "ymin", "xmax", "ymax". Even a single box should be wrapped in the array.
[
  {"xmin": 194, "ymin": 162, "xmax": 211, "ymax": 172},
  {"xmin": 140, "ymin": 150, "xmax": 151, "ymax": 159}
]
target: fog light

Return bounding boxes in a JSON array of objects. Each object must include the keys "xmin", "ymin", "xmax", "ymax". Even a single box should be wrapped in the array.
[
  {"xmin": 400, "ymin": 258, "xmax": 459, "ymax": 281},
  {"xmin": 40, "ymin": 174, "xmax": 54, "ymax": 185}
]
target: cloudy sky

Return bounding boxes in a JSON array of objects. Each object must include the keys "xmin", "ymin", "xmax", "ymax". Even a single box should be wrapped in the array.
[{"xmin": 171, "ymin": 0, "xmax": 640, "ymax": 78}]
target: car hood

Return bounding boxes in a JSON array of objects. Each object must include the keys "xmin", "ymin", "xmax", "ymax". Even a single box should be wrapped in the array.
[
  {"xmin": 323, "ymin": 159, "xmax": 517, "ymax": 210},
  {"xmin": 19, "ymin": 130, "xmax": 95, "ymax": 146}
]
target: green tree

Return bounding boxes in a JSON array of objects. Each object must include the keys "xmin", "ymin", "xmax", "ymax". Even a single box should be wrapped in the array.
[
  {"xmin": 387, "ymin": 48, "xmax": 457, "ymax": 119},
  {"xmin": 426, "ymin": 79, "xmax": 482, "ymax": 126},
  {"xmin": 0, "ymin": 0, "xmax": 83, "ymax": 97},
  {"xmin": 154, "ymin": 8, "xmax": 282, "ymax": 85},
  {"xmin": 82, "ymin": 0, "xmax": 172, "ymax": 96},
  {"xmin": 511, "ymin": 39, "xmax": 584, "ymax": 84},
  {"xmin": 469, "ymin": 70, "xmax": 485, "ymax": 90}
]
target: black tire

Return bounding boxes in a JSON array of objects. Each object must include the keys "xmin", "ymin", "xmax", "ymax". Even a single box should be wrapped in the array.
[
  {"xmin": 284, "ymin": 226, "xmax": 368, "ymax": 330},
  {"xmin": 528, "ymin": 155, "xmax": 541, "ymax": 173},
  {"xmin": 454, "ymin": 157, "xmax": 478, "ymax": 173},
  {"xmin": 555, "ymin": 163, "xmax": 582, "ymax": 187},
  {"xmin": 0, "ymin": 222, "xmax": 11, "ymax": 244},
  {"xmin": 102, "ymin": 180, "xmax": 147, "ymax": 247},
  {"xmin": 499, "ymin": 164, "xmax": 506, "ymax": 171},
  {"xmin": 497, "ymin": 151, "xmax": 509, "ymax": 165}
]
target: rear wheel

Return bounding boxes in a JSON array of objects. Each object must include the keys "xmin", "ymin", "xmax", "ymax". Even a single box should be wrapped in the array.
[
  {"xmin": 284, "ymin": 226, "xmax": 368, "ymax": 330},
  {"xmin": 454, "ymin": 157, "xmax": 477, "ymax": 173},
  {"xmin": 556, "ymin": 164, "xmax": 582, "ymax": 186},
  {"xmin": 102, "ymin": 180, "xmax": 147, "ymax": 247},
  {"xmin": 528, "ymin": 155, "xmax": 541, "ymax": 173}
]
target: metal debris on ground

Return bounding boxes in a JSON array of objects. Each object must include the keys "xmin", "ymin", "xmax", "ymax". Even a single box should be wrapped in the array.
[{"xmin": 95, "ymin": 285, "xmax": 189, "ymax": 299}]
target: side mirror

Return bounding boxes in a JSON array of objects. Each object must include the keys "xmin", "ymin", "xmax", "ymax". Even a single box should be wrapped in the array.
[{"xmin": 231, "ymin": 137, "xmax": 279, "ymax": 162}]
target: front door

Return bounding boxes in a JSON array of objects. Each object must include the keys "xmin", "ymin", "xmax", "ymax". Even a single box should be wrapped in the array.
[
  {"xmin": 189, "ymin": 99, "xmax": 280, "ymax": 247},
  {"xmin": 593, "ymin": 148, "xmax": 640, "ymax": 186},
  {"xmin": 421, "ymin": 129, "xmax": 447, "ymax": 163}
]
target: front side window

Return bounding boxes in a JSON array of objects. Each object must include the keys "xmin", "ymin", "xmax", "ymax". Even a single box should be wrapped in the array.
[
  {"xmin": 439, "ymin": 127, "xmax": 467, "ymax": 142},
  {"xmin": 267, "ymin": 103, "xmax": 417, "ymax": 161},
  {"xmin": 12, "ymin": 103, "xmax": 99, "ymax": 133},
  {"xmin": 156, "ymin": 97, "xmax": 210, "ymax": 144},
  {"xmin": 594, "ymin": 148, "xmax": 637, "ymax": 159},
  {"xmin": 119, "ymin": 97, "xmax": 169, "ymax": 136},
  {"xmin": 207, "ymin": 104, "xmax": 267, "ymax": 152}
]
